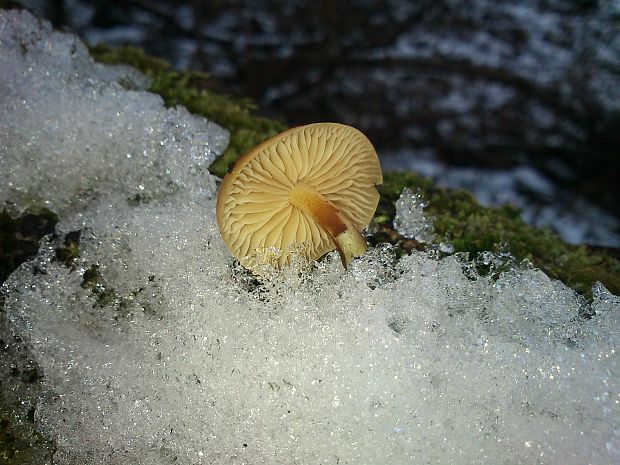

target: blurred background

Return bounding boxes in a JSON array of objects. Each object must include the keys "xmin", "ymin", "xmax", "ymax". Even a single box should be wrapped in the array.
[{"xmin": 12, "ymin": 0, "xmax": 620, "ymax": 248}]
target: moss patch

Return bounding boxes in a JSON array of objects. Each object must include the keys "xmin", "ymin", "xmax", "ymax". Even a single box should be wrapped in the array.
[
  {"xmin": 375, "ymin": 171, "xmax": 620, "ymax": 297},
  {"xmin": 54, "ymin": 230, "xmax": 80, "ymax": 268},
  {"xmin": 0, "ymin": 415, "xmax": 52, "ymax": 465}
]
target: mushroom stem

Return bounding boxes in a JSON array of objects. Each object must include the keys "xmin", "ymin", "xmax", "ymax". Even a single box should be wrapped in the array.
[{"xmin": 289, "ymin": 183, "xmax": 368, "ymax": 267}]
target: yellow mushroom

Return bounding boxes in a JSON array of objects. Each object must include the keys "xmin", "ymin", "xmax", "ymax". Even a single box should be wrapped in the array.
[{"xmin": 216, "ymin": 123, "xmax": 383, "ymax": 270}]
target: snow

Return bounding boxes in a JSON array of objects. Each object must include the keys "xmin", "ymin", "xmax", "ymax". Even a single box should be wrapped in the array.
[
  {"xmin": 393, "ymin": 188, "xmax": 434, "ymax": 243},
  {"xmin": 0, "ymin": 10, "xmax": 227, "ymax": 216},
  {"xmin": 1, "ymin": 10, "xmax": 619, "ymax": 465}
]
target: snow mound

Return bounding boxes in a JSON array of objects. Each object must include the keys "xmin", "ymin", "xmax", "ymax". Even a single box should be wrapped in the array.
[
  {"xmin": 0, "ymin": 9, "xmax": 228, "ymax": 215},
  {"xmin": 1, "ymin": 10, "xmax": 619, "ymax": 465}
]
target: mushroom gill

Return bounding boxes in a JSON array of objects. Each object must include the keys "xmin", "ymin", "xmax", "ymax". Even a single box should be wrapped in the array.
[{"xmin": 216, "ymin": 123, "xmax": 383, "ymax": 270}]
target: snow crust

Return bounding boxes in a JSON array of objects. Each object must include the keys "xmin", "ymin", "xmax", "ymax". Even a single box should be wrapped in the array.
[
  {"xmin": 0, "ymin": 10, "xmax": 227, "ymax": 215},
  {"xmin": 393, "ymin": 187, "xmax": 434, "ymax": 243},
  {"xmin": 1, "ymin": 10, "xmax": 619, "ymax": 465}
]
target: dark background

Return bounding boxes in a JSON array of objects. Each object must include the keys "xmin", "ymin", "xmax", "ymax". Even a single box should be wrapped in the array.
[{"xmin": 13, "ymin": 0, "xmax": 620, "ymax": 247}]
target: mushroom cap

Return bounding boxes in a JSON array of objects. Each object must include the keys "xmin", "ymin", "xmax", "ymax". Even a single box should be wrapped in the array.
[{"xmin": 216, "ymin": 123, "xmax": 383, "ymax": 267}]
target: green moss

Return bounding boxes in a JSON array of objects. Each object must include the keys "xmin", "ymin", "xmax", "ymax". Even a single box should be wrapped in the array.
[
  {"xmin": 0, "ymin": 354, "xmax": 53, "ymax": 465},
  {"xmin": 80, "ymin": 264, "xmax": 119, "ymax": 308},
  {"xmin": 0, "ymin": 416, "xmax": 52, "ymax": 465},
  {"xmin": 89, "ymin": 45, "xmax": 286, "ymax": 178},
  {"xmin": 54, "ymin": 230, "xmax": 80, "ymax": 268},
  {"xmin": 377, "ymin": 171, "xmax": 620, "ymax": 297}
]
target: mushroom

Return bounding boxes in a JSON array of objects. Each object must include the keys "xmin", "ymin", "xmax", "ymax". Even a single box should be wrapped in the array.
[{"xmin": 216, "ymin": 123, "xmax": 383, "ymax": 270}]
